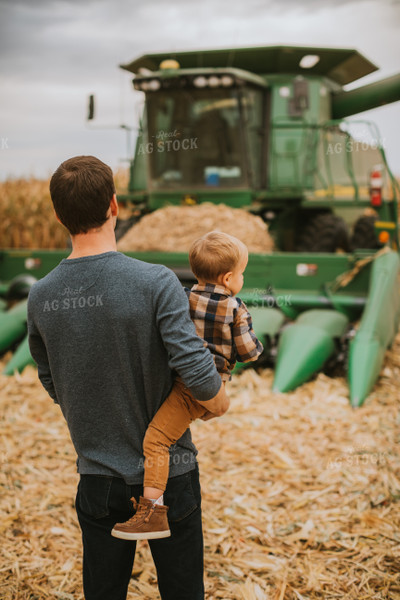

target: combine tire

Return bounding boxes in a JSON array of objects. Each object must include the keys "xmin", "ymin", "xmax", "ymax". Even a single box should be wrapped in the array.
[
  {"xmin": 350, "ymin": 216, "xmax": 382, "ymax": 251},
  {"xmin": 295, "ymin": 213, "xmax": 350, "ymax": 253}
]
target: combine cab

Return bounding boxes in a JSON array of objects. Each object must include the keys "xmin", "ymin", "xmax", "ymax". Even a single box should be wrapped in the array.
[{"xmin": 1, "ymin": 46, "xmax": 400, "ymax": 406}]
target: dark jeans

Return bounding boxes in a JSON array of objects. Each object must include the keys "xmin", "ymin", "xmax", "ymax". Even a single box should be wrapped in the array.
[{"xmin": 75, "ymin": 465, "xmax": 204, "ymax": 600}]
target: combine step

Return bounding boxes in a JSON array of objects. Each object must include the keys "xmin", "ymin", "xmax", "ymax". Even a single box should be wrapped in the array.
[{"xmin": 273, "ymin": 309, "xmax": 349, "ymax": 393}]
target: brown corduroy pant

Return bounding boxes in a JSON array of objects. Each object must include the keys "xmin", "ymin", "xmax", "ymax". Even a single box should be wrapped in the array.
[{"xmin": 142, "ymin": 377, "xmax": 209, "ymax": 491}]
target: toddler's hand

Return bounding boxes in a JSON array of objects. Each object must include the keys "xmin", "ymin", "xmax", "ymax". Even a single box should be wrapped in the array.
[{"xmin": 200, "ymin": 410, "xmax": 218, "ymax": 421}]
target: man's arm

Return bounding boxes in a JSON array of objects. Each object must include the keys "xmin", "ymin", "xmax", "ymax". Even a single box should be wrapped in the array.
[
  {"xmin": 194, "ymin": 380, "xmax": 229, "ymax": 416},
  {"xmin": 27, "ymin": 293, "xmax": 58, "ymax": 403}
]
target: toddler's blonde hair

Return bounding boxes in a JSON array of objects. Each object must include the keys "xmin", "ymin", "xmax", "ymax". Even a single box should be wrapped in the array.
[{"xmin": 189, "ymin": 231, "xmax": 248, "ymax": 282}]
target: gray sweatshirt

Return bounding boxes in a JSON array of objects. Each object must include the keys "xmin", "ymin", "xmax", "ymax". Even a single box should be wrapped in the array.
[{"xmin": 27, "ymin": 251, "xmax": 221, "ymax": 484}]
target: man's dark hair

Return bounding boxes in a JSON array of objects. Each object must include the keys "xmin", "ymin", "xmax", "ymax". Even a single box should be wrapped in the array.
[{"xmin": 50, "ymin": 155, "xmax": 116, "ymax": 235}]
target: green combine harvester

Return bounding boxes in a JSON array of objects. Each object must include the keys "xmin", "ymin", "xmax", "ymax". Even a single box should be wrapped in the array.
[{"xmin": 1, "ymin": 46, "xmax": 400, "ymax": 407}]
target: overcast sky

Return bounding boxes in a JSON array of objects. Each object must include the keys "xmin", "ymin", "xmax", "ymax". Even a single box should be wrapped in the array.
[{"xmin": 1, "ymin": 0, "xmax": 399, "ymax": 181}]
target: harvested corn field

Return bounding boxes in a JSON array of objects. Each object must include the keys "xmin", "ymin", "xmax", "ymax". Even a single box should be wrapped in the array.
[
  {"xmin": 1, "ymin": 334, "xmax": 400, "ymax": 600},
  {"xmin": 117, "ymin": 203, "xmax": 274, "ymax": 253}
]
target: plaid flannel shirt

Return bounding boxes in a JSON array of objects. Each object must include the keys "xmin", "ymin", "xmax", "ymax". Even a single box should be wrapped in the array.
[{"xmin": 185, "ymin": 283, "xmax": 264, "ymax": 381}]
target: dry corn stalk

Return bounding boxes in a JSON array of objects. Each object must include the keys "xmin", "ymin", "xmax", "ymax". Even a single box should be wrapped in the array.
[
  {"xmin": 0, "ymin": 178, "xmax": 68, "ymax": 249},
  {"xmin": 0, "ymin": 170, "xmax": 129, "ymax": 250}
]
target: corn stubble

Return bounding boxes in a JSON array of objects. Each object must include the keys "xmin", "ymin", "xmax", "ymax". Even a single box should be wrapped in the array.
[{"xmin": 1, "ymin": 332, "xmax": 400, "ymax": 599}]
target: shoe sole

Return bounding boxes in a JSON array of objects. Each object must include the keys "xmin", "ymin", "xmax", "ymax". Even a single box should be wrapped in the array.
[{"xmin": 111, "ymin": 528, "xmax": 171, "ymax": 541}]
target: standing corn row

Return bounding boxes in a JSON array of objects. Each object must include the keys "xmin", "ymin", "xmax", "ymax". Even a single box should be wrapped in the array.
[
  {"xmin": 0, "ymin": 178, "xmax": 68, "ymax": 249},
  {"xmin": 0, "ymin": 170, "xmax": 130, "ymax": 249}
]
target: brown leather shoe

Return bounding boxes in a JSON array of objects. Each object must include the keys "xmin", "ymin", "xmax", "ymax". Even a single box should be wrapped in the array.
[{"xmin": 111, "ymin": 496, "xmax": 171, "ymax": 540}]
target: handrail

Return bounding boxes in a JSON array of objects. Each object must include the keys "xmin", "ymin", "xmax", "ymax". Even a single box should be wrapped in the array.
[{"xmin": 269, "ymin": 118, "xmax": 395, "ymax": 201}]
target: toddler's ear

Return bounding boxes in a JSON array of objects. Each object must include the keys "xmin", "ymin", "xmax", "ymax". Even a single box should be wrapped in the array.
[{"xmin": 219, "ymin": 271, "xmax": 232, "ymax": 288}]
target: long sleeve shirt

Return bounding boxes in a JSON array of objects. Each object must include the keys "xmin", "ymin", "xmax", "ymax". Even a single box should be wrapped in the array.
[
  {"xmin": 186, "ymin": 283, "xmax": 264, "ymax": 381},
  {"xmin": 27, "ymin": 251, "xmax": 221, "ymax": 484}
]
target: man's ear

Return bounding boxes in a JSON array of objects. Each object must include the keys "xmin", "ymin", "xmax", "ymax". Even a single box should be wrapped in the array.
[{"xmin": 110, "ymin": 193, "xmax": 118, "ymax": 218}]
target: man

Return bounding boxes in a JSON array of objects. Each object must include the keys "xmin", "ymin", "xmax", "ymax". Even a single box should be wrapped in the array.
[{"xmin": 27, "ymin": 155, "xmax": 229, "ymax": 600}]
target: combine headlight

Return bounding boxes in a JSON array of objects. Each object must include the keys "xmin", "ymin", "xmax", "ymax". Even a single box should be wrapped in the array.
[
  {"xmin": 148, "ymin": 79, "xmax": 161, "ymax": 91},
  {"xmin": 221, "ymin": 75, "xmax": 234, "ymax": 87},
  {"xmin": 193, "ymin": 74, "xmax": 235, "ymax": 88},
  {"xmin": 193, "ymin": 76, "xmax": 208, "ymax": 88},
  {"xmin": 208, "ymin": 76, "xmax": 221, "ymax": 88},
  {"xmin": 135, "ymin": 74, "xmax": 236, "ymax": 91},
  {"xmin": 133, "ymin": 78, "xmax": 161, "ymax": 92}
]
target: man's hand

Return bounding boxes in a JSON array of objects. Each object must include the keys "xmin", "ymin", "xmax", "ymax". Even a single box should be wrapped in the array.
[{"xmin": 195, "ymin": 381, "xmax": 229, "ymax": 417}]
